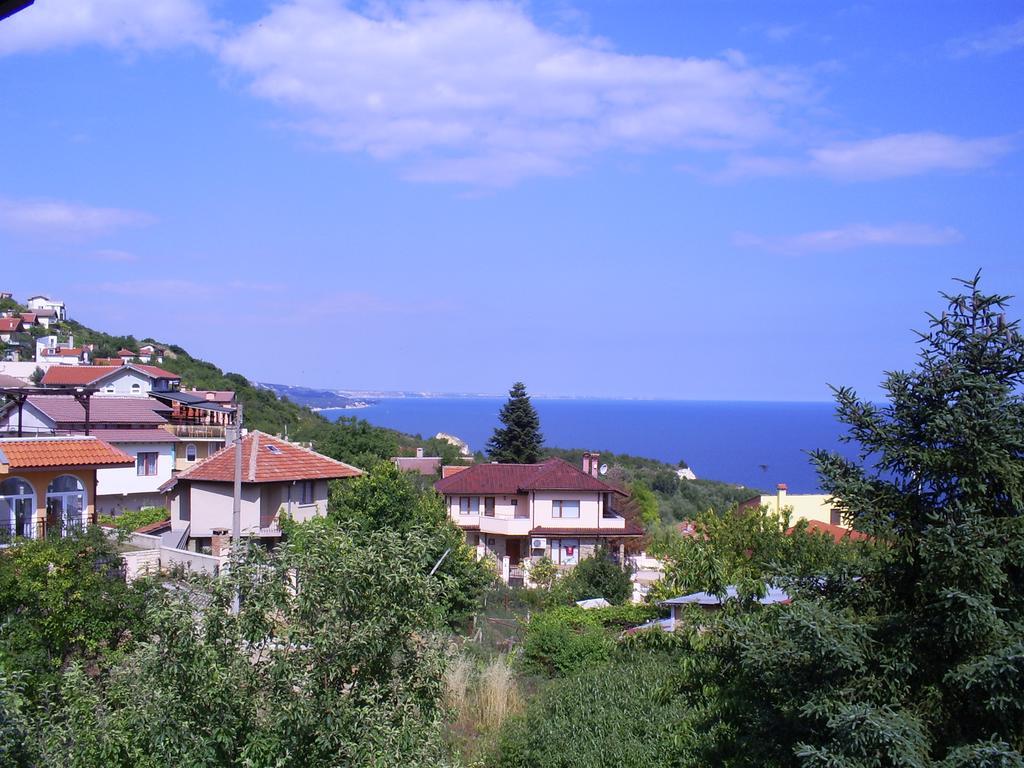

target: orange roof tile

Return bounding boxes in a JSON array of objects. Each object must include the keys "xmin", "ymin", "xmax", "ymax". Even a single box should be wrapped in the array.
[
  {"xmin": 41, "ymin": 364, "xmax": 181, "ymax": 387},
  {"xmin": 176, "ymin": 431, "xmax": 363, "ymax": 484},
  {"xmin": 0, "ymin": 437, "xmax": 134, "ymax": 470},
  {"xmin": 786, "ymin": 519, "xmax": 870, "ymax": 543}
]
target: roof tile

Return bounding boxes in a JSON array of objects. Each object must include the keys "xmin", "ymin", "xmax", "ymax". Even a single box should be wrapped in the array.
[{"xmin": 0, "ymin": 436, "xmax": 134, "ymax": 469}]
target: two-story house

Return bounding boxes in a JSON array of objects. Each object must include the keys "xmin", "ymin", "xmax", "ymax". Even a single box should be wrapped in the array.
[
  {"xmin": 0, "ymin": 395, "xmax": 179, "ymax": 515},
  {"xmin": 434, "ymin": 454, "xmax": 642, "ymax": 585},
  {"xmin": 25, "ymin": 295, "xmax": 66, "ymax": 322},
  {"xmin": 163, "ymin": 431, "xmax": 363, "ymax": 552}
]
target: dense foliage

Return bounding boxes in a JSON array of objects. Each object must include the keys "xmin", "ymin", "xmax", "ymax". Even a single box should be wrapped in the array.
[
  {"xmin": 328, "ymin": 461, "xmax": 493, "ymax": 624},
  {"xmin": 10, "ymin": 525, "xmax": 457, "ymax": 767},
  {"xmin": 491, "ymin": 655, "xmax": 685, "ymax": 768},
  {"xmin": 0, "ymin": 528, "xmax": 153, "ymax": 696},
  {"xmin": 677, "ymin": 275, "xmax": 1024, "ymax": 766},
  {"xmin": 519, "ymin": 606, "xmax": 612, "ymax": 677},
  {"xmin": 566, "ymin": 548, "xmax": 633, "ymax": 604},
  {"xmin": 487, "ymin": 382, "xmax": 544, "ymax": 464},
  {"xmin": 98, "ymin": 506, "xmax": 169, "ymax": 533}
]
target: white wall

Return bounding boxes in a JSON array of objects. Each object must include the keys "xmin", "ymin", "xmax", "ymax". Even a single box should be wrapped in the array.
[
  {"xmin": 96, "ymin": 442, "xmax": 175, "ymax": 496},
  {"xmin": 95, "ymin": 369, "xmax": 153, "ymax": 396},
  {"xmin": 532, "ymin": 490, "xmax": 603, "ymax": 528},
  {"xmin": 0, "ymin": 402, "xmax": 53, "ymax": 434}
]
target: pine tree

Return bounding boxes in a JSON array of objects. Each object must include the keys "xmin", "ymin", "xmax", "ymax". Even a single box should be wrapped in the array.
[
  {"xmin": 680, "ymin": 274, "xmax": 1024, "ymax": 767},
  {"xmin": 486, "ymin": 382, "xmax": 544, "ymax": 463}
]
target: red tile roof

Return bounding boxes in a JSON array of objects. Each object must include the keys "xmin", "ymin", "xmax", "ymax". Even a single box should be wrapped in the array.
[
  {"xmin": 0, "ymin": 436, "xmax": 134, "ymax": 469},
  {"xmin": 19, "ymin": 313, "xmax": 36, "ymax": 322},
  {"xmin": 0, "ymin": 318, "xmax": 22, "ymax": 332},
  {"xmin": 434, "ymin": 458, "xmax": 623, "ymax": 496},
  {"xmin": 40, "ymin": 364, "xmax": 180, "ymax": 387},
  {"xmin": 18, "ymin": 395, "xmax": 170, "ymax": 425},
  {"xmin": 175, "ymin": 431, "xmax": 363, "ymax": 484},
  {"xmin": 786, "ymin": 520, "xmax": 870, "ymax": 543},
  {"xmin": 441, "ymin": 465, "xmax": 469, "ymax": 479}
]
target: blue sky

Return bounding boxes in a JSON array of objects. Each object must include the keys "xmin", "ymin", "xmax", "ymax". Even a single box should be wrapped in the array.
[{"xmin": 0, "ymin": 1, "xmax": 1021, "ymax": 400}]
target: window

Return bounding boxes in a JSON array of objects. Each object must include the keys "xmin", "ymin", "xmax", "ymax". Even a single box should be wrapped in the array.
[
  {"xmin": 0, "ymin": 477, "xmax": 35, "ymax": 539},
  {"xmin": 830, "ymin": 508, "xmax": 842, "ymax": 526},
  {"xmin": 484, "ymin": 497, "xmax": 496, "ymax": 517},
  {"xmin": 459, "ymin": 496, "xmax": 479, "ymax": 515},
  {"xmin": 298, "ymin": 481, "xmax": 314, "ymax": 505},
  {"xmin": 136, "ymin": 452, "xmax": 159, "ymax": 476},
  {"xmin": 553, "ymin": 538, "xmax": 579, "ymax": 565},
  {"xmin": 185, "ymin": 443, "xmax": 197, "ymax": 462},
  {"xmin": 130, "ymin": 383, "xmax": 141, "ymax": 394},
  {"xmin": 45, "ymin": 475, "xmax": 85, "ymax": 536},
  {"xmin": 551, "ymin": 499, "xmax": 580, "ymax": 519},
  {"xmin": 511, "ymin": 497, "xmax": 528, "ymax": 519}
]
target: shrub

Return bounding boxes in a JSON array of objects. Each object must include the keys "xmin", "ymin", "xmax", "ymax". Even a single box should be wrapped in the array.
[
  {"xmin": 566, "ymin": 549, "xmax": 633, "ymax": 604},
  {"xmin": 490, "ymin": 655, "xmax": 685, "ymax": 768},
  {"xmin": 98, "ymin": 507, "xmax": 169, "ymax": 533},
  {"xmin": 519, "ymin": 606, "xmax": 612, "ymax": 677},
  {"xmin": 588, "ymin": 603, "xmax": 660, "ymax": 631}
]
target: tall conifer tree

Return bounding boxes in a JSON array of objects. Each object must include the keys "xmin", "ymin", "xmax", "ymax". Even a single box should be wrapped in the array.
[{"xmin": 487, "ymin": 382, "xmax": 544, "ymax": 463}]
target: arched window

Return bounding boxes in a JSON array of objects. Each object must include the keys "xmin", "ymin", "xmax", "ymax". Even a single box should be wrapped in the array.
[
  {"xmin": 0, "ymin": 477, "xmax": 35, "ymax": 540},
  {"xmin": 130, "ymin": 383, "xmax": 141, "ymax": 394},
  {"xmin": 185, "ymin": 443, "xmax": 197, "ymax": 462},
  {"xmin": 46, "ymin": 475, "xmax": 85, "ymax": 537}
]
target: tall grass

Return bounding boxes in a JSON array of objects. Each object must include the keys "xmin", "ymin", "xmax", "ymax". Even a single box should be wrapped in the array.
[
  {"xmin": 478, "ymin": 656, "xmax": 519, "ymax": 731},
  {"xmin": 443, "ymin": 653, "xmax": 473, "ymax": 714},
  {"xmin": 445, "ymin": 653, "xmax": 522, "ymax": 760}
]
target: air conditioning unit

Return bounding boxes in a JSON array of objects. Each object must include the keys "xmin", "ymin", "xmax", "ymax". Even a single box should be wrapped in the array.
[{"xmin": 531, "ymin": 537, "xmax": 547, "ymax": 550}]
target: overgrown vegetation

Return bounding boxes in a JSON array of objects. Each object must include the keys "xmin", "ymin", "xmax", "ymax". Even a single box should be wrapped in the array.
[{"xmin": 97, "ymin": 506, "xmax": 169, "ymax": 533}]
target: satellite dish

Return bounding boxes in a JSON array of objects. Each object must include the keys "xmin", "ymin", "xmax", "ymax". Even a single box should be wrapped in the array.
[{"xmin": 599, "ymin": 464, "xmax": 608, "ymax": 476}]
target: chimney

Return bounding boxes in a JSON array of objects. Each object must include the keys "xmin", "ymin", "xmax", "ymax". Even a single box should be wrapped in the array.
[
  {"xmin": 776, "ymin": 483, "xmax": 787, "ymax": 511},
  {"xmin": 582, "ymin": 451, "xmax": 600, "ymax": 478},
  {"xmin": 210, "ymin": 528, "xmax": 231, "ymax": 557},
  {"xmin": 416, "ymin": 447, "xmax": 424, "ymax": 459}
]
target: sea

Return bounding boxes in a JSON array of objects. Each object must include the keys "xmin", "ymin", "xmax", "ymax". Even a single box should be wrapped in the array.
[{"xmin": 322, "ymin": 398, "xmax": 861, "ymax": 494}]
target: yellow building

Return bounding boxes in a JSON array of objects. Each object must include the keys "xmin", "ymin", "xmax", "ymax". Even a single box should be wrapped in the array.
[{"xmin": 739, "ymin": 482, "xmax": 845, "ymax": 528}]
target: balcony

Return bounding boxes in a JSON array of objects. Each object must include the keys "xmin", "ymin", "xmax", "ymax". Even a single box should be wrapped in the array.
[{"xmin": 166, "ymin": 423, "xmax": 226, "ymax": 440}]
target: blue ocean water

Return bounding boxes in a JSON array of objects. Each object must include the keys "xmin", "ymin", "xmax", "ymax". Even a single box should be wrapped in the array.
[{"xmin": 324, "ymin": 398, "xmax": 860, "ymax": 493}]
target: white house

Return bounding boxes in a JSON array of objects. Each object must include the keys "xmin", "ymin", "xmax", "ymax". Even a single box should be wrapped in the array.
[
  {"xmin": 164, "ymin": 431, "xmax": 363, "ymax": 552},
  {"xmin": 26, "ymin": 295, "xmax": 66, "ymax": 321},
  {"xmin": 434, "ymin": 453, "xmax": 643, "ymax": 585},
  {"xmin": 0, "ymin": 395, "xmax": 178, "ymax": 515},
  {"xmin": 40, "ymin": 363, "xmax": 181, "ymax": 395}
]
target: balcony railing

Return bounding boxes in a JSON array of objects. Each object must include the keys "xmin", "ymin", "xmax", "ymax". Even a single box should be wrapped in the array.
[
  {"xmin": 166, "ymin": 424, "xmax": 226, "ymax": 439},
  {"xmin": 0, "ymin": 519, "xmax": 83, "ymax": 543},
  {"xmin": 481, "ymin": 508, "xmax": 530, "ymax": 521}
]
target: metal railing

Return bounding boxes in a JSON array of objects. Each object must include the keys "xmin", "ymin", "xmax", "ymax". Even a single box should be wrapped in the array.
[
  {"xmin": 0, "ymin": 519, "xmax": 85, "ymax": 542},
  {"xmin": 166, "ymin": 424, "xmax": 226, "ymax": 439}
]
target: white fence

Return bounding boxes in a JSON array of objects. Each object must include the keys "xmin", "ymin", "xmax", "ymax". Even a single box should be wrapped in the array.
[{"xmin": 109, "ymin": 528, "xmax": 225, "ymax": 579}]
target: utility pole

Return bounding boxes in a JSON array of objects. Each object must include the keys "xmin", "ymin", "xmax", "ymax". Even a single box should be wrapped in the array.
[{"xmin": 230, "ymin": 402, "xmax": 244, "ymax": 615}]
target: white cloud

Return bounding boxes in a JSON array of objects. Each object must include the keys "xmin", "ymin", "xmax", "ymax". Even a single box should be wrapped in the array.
[
  {"xmin": 733, "ymin": 223, "xmax": 963, "ymax": 254},
  {"xmin": 0, "ymin": 197, "xmax": 155, "ymax": 236},
  {"xmin": 0, "ymin": 0, "xmax": 216, "ymax": 55},
  {"xmin": 808, "ymin": 133, "xmax": 1015, "ymax": 180},
  {"xmin": 949, "ymin": 16, "xmax": 1024, "ymax": 58},
  {"xmin": 713, "ymin": 132, "xmax": 1015, "ymax": 182},
  {"xmin": 220, "ymin": 0, "xmax": 808, "ymax": 185}
]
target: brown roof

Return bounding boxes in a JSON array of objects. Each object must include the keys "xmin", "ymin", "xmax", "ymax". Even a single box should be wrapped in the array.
[
  {"xmin": 175, "ymin": 431, "xmax": 363, "ymax": 484},
  {"xmin": 530, "ymin": 523, "xmax": 644, "ymax": 537},
  {"xmin": 392, "ymin": 456, "xmax": 442, "ymax": 475},
  {"xmin": 0, "ymin": 436, "xmax": 133, "ymax": 470},
  {"xmin": 191, "ymin": 389, "xmax": 236, "ymax": 403},
  {"xmin": 18, "ymin": 396, "xmax": 170, "ymax": 425},
  {"xmin": 0, "ymin": 373, "xmax": 28, "ymax": 388},
  {"xmin": 434, "ymin": 458, "xmax": 624, "ymax": 496},
  {"xmin": 88, "ymin": 428, "xmax": 178, "ymax": 443},
  {"xmin": 40, "ymin": 364, "xmax": 180, "ymax": 387}
]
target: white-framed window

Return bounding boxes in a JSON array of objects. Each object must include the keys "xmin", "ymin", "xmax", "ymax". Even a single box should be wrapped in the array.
[
  {"xmin": 130, "ymin": 383, "xmax": 141, "ymax": 394},
  {"xmin": 551, "ymin": 499, "xmax": 580, "ymax": 519},
  {"xmin": 484, "ymin": 497, "xmax": 496, "ymax": 517},
  {"xmin": 136, "ymin": 452, "xmax": 159, "ymax": 476},
  {"xmin": 459, "ymin": 496, "xmax": 480, "ymax": 515},
  {"xmin": 0, "ymin": 477, "xmax": 35, "ymax": 539},
  {"xmin": 45, "ymin": 475, "xmax": 85, "ymax": 536},
  {"xmin": 185, "ymin": 443, "xmax": 197, "ymax": 462}
]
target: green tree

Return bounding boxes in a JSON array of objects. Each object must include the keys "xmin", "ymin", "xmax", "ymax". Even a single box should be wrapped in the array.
[
  {"xmin": 679, "ymin": 275, "xmax": 1024, "ymax": 766},
  {"xmin": 629, "ymin": 481, "xmax": 660, "ymax": 526},
  {"xmin": 567, "ymin": 549, "xmax": 633, "ymax": 604},
  {"xmin": 328, "ymin": 461, "xmax": 492, "ymax": 624},
  {"xmin": 486, "ymin": 382, "xmax": 543, "ymax": 464},
  {"xmin": 31, "ymin": 524, "xmax": 459, "ymax": 768}
]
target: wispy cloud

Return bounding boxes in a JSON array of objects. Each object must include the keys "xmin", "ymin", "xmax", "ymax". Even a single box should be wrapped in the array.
[
  {"xmin": 733, "ymin": 223, "xmax": 964, "ymax": 254},
  {"xmin": 86, "ymin": 279, "xmax": 277, "ymax": 296},
  {"xmin": 220, "ymin": 0, "xmax": 809, "ymax": 186},
  {"xmin": 713, "ymin": 132, "xmax": 1015, "ymax": 182},
  {"xmin": 0, "ymin": 197, "xmax": 155, "ymax": 236},
  {"xmin": 92, "ymin": 249, "xmax": 139, "ymax": 262},
  {"xmin": 948, "ymin": 16, "xmax": 1024, "ymax": 58},
  {"xmin": 0, "ymin": 0, "xmax": 216, "ymax": 55}
]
